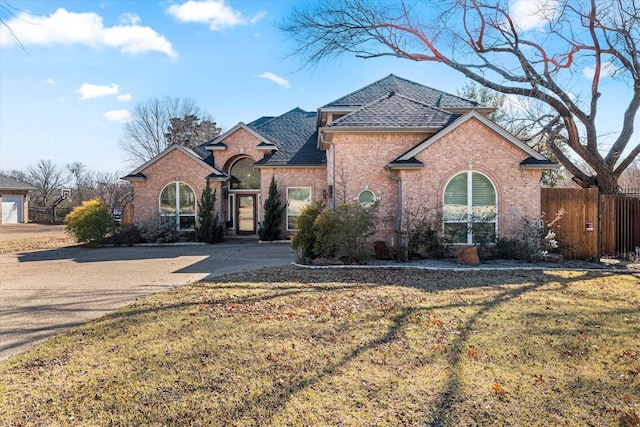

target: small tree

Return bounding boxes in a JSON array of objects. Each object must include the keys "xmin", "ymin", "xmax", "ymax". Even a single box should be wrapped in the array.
[
  {"xmin": 196, "ymin": 179, "xmax": 223, "ymax": 244},
  {"xmin": 64, "ymin": 200, "xmax": 114, "ymax": 246},
  {"xmin": 258, "ymin": 175, "xmax": 286, "ymax": 241}
]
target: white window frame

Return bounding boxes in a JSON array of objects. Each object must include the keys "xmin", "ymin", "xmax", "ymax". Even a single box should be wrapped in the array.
[
  {"xmin": 357, "ymin": 189, "xmax": 376, "ymax": 206},
  {"xmin": 286, "ymin": 187, "xmax": 312, "ymax": 231},
  {"xmin": 443, "ymin": 171, "xmax": 498, "ymax": 245},
  {"xmin": 159, "ymin": 181, "xmax": 196, "ymax": 230}
]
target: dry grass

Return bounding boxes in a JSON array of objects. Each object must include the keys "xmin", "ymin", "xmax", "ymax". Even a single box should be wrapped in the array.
[
  {"xmin": 0, "ymin": 267, "xmax": 638, "ymax": 426},
  {"xmin": 0, "ymin": 235, "xmax": 77, "ymax": 254}
]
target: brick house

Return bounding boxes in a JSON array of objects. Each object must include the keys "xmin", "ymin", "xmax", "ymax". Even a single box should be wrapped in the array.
[{"xmin": 123, "ymin": 75, "xmax": 557, "ymax": 245}]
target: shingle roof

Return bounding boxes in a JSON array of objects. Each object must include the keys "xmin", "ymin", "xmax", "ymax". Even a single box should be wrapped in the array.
[
  {"xmin": 0, "ymin": 174, "xmax": 34, "ymax": 191},
  {"xmin": 322, "ymin": 74, "xmax": 483, "ymax": 111},
  {"xmin": 325, "ymin": 92, "xmax": 459, "ymax": 129},
  {"xmin": 250, "ymin": 108, "xmax": 326, "ymax": 166}
]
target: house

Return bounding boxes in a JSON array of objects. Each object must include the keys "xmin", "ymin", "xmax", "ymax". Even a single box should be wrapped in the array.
[
  {"xmin": 123, "ymin": 74, "xmax": 557, "ymax": 245},
  {"xmin": 0, "ymin": 174, "xmax": 34, "ymax": 224}
]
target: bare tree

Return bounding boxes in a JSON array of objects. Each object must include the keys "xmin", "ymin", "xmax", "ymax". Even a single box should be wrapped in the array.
[
  {"xmin": 120, "ymin": 97, "xmax": 217, "ymax": 165},
  {"xmin": 66, "ymin": 161, "xmax": 94, "ymax": 204},
  {"xmin": 281, "ymin": 0, "xmax": 640, "ymax": 192},
  {"xmin": 92, "ymin": 171, "xmax": 133, "ymax": 216},
  {"xmin": 25, "ymin": 159, "xmax": 68, "ymax": 207}
]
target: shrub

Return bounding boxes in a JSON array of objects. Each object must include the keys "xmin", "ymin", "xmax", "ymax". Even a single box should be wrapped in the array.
[
  {"xmin": 64, "ymin": 199, "xmax": 115, "ymax": 246},
  {"xmin": 258, "ymin": 175, "xmax": 286, "ymax": 241},
  {"xmin": 313, "ymin": 202, "xmax": 378, "ymax": 264},
  {"xmin": 407, "ymin": 219, "xmax": 449, "ymax": 260},
  {"xmin": 138, "ymin": 215, "xmax": 177, "ymax": 243},
  {"xmin": 291, "ymin": 201, "xmax": 325, "ymax": 262},
  {"xmin": 196, "ymin": 179, "xmax": 224, "ymax": 244},
  {"xmin": 495, "ymin": 210, "xmax": 565, "ymax": 262},
  {"xmin": 110, "ymin": 225, "xmax": 144, "ymax": 246}
]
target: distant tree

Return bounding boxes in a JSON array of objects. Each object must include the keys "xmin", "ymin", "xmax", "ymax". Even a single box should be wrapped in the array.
[
  {"xmin": 66, "ymin": 161, "xmax": 94, "ymax": 204},
  {"xmin": 120, "ymin": 97, "xmax": 220, "ymax": 165},
  {"xmin": 25, "ymin": 159, "xmax": 68, "ymax": 207},
  {"xmin": 92, "ymin": 171, "xmax": 133, "ymax": 217},
  {"xmin": 281, "ymin": 0, "xmax": 640, "ymax": 192},
  {"xmin": 196, "ymin": 178, "xmax": 224, "ymax": 243},
  {"xmin": 258, "ymin": 175, "xmax": 286, "ymax": 241},
  {"xmin": 165, "ymin": 115, "xmax": 221, "ymax": 150}
]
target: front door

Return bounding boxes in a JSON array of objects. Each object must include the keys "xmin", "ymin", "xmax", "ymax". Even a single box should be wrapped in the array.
[{"xmin": 236, "ymin": 194, "xmax": 256, "ymax": 234}]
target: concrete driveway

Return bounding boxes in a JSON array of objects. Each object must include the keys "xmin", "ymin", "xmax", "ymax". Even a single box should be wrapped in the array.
[{"xmin": 0, "ymin": 240, "xmax": 294, "ymax": 361}]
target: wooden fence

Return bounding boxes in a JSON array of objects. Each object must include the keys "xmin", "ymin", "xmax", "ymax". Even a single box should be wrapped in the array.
[
  {"xmin": 541, "ymin": 188, "xmax": 599, "ymax": 259},
  {"xmin": 541, "ymin": 187, "xmax": 640, "ymax": 259}
]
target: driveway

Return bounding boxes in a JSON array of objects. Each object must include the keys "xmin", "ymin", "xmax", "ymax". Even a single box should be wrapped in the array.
[{"xmin": 0, "ymin": 240, "xmax": 294, "ymax": 361}]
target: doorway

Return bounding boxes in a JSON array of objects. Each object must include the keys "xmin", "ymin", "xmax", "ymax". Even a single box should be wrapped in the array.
[{"xmin": 236, "ymin": 194, "xmax": 256, "ymax": 234}]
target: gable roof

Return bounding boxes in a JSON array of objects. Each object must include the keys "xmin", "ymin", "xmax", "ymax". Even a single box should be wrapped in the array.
[
  {"xmin": 122, "ymin": 144, "xmax": 226, "ymax": 181},
  {"xmin": 321, "ymin": 74, "xmax": 490, "ymax": 112},
  {"xmin": 250, "ymin": 108, "xmax": 326, "ymax": 167},
  {"xmin": 0, "ymin": 174, "xmax": 34, "ymax": 191},
  {"xmin": 323, "ymin": 92, "xmax": 459, "ymax": 130},
  {"xmin": 391, "ymin": 110, "xmax": 558, "ymax": 168},
  {"xmin": 206, "ymin": 122, "xmax": 276, "ymax": 147}
]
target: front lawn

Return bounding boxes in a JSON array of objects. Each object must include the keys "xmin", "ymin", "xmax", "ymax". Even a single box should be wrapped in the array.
[{"xmin": 1, "ymin": 267, "xmax": 638, "ymax": 426}]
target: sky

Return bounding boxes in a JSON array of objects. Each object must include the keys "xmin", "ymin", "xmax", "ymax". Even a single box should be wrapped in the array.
[{"xmin": 0, "ymin": 0, "xmax": 637, "ymax": 176}]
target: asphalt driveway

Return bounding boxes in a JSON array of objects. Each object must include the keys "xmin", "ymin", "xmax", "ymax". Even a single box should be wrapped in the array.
[{"xmin": 0, "ymin": 240, "xmax": 294, "ymax": 361}]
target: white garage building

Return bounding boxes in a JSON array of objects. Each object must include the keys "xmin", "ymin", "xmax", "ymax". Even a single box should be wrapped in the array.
[{"xmin": 0, "ymin": 175, "xmax": 34, "ymax": 224}]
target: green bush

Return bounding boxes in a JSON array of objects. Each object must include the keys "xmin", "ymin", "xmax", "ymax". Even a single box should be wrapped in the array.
[
  {"xmin": 258, "ymin": 175, "xmax": 286, "ymax": 241},
  {"xmin": 196, "ymin": 179, "xmax": 224, "ymax": 244},
  {"xmin": 64, "ymin": 199, "xmax": 115, "ymax": 246},
  {"xmin": 291, "ymin": 201, "xmax": 326, "ymax": 262},
  {"xmin": 313, "ymin": 202, "xmax": 378, "ymax": 264}
]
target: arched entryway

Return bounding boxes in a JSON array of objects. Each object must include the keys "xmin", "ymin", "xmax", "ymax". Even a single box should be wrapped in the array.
[{"xmin": 226, "ymin": 157, "xmax": 261, "ymax": 234}]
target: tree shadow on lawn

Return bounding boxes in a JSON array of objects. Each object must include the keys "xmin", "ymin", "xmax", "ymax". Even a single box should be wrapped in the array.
[{"xmin": 91, "ymin": 266, "xmax": 638, "ymax": 424}]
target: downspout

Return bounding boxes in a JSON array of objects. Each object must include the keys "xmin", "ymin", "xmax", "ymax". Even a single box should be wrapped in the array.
[
  {"xmin": 319, "ymin": 130, "xmax": 336, "ymax": 210},
  {"xmin": 386, "ymin": 166, "xmax": 402, "ymax": 248}
]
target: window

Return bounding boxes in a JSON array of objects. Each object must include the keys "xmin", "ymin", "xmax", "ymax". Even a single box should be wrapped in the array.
[
  {"xmin": 160, "ymin": 182, "xmax": 196, "ymax": 230},
  {"xmin": 287, "ymin": 187, "xmax": 311, "ymax": 231},
  {"xmin": 358, "ymin": 190, "xmax": 376, "ymax": 206},
  {"xmin": 230, "ymin": 158, "xmax": 260, "ymax": 189},
  {"xmin": 443, "ymin": 172, "xmax": 497, "ymax": 244}
]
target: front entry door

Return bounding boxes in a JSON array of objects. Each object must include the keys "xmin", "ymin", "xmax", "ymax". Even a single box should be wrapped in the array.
[{"xmin": 236, "ymin": 194, "xmax": 256, "ymax": 234}]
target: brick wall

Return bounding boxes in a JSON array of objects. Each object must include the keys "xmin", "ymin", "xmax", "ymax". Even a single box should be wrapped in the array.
[
  {"xmin": 330, "ymin": 118, "xmax": 544, "ymax": 243},
  {"xmin": 130, "ymin": 148, "xmax": 223, "ymax": 225}
]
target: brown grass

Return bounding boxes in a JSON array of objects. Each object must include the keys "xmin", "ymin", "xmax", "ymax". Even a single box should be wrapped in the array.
[
  {"xmin": 0, "ymin": 235, "xmax": 77, "ymax": 254},
  {"xmin": 0, "ymin": 267, "xmax": 638, "ymax": 426}
]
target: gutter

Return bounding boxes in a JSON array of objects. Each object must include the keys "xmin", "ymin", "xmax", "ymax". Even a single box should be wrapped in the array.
[
  {"xmin": 386, "ymin": 166, "xmax": 402, "ymax": 241},
  {"xmin": 318, "ymin": 130, "xmax": 336, "ymax": 209}
]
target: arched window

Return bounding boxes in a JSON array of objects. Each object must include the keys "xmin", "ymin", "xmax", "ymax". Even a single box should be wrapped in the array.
[
  {"xmin": 230, "ymin": 158, "xmax": 260, "ymax": 190},
  {"xmin": 159, "ymin": 182, "xmax": 196, "ymax": 230},
  {"xmin": 443, "ymin": 172, "xmax": 497, "ymax": 244},
  {"xmin": 358, "ymin": 190, "xmax": 376, "ymax": 206}
]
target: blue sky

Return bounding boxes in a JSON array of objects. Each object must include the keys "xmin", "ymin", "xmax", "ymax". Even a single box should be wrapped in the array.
[{"xmin": 0, "ymin": 0, "xmax": 637, "ymax": 175}]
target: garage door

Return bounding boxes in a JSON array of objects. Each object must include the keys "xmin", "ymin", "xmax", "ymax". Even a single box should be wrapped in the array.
[{"xmin": 2, "ymin": 195, "xmax": 23, "ymax": 224}]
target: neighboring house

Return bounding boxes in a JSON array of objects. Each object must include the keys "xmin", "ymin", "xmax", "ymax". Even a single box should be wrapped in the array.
[
  {"xmin": 0, "ymin": 175, "xmax": 34, "ymax": 224},
  {"xmin": 123, "ymin": 74, "xmax": 557, "ymax": 245}
]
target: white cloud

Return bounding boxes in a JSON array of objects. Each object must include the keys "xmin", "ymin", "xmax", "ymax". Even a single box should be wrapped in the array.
[
  {"xmin": 510, "ymin": 0, "xmax": 559, "ymax": 32},
  {"xmin": 257, "ymin": 72, "xmax": 290, "ymax": 89},
  {"xmin": 583, "ymin": 61, "xmax": 617, "ymax": 79},
  {"xmin": 77, "ymin": 83, "xmax": 119, "ymax": 100},
  {"xmin": 104, "ymin": 109, "xmax": 132, "ymax": 123},
  {"xmin": 45, "ymin": 78, "xmax": 56, "ymax": 85},
  {"xmin": 119, "ymin": 13, "xmax": 141, "ymax": 25},
  {"xmin": 117, "ymin": 93, "xmax": 132, "ymax": 102},
  {"xmin": 0, "ymin": 8, "xmax": 177, "ymax": 59},
  {"xmin": 167, "ymin": 0, "xmax": 265, "ymax": 31}
]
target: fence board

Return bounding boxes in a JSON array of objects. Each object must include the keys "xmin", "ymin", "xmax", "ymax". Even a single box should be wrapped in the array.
[
  {"xmin": 601, "ymin": 191, "xmax": 640, "ymax": 257},
  {"xmin": 541, "ymin": 188, "xmax": 599, "ymax": 259}
]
